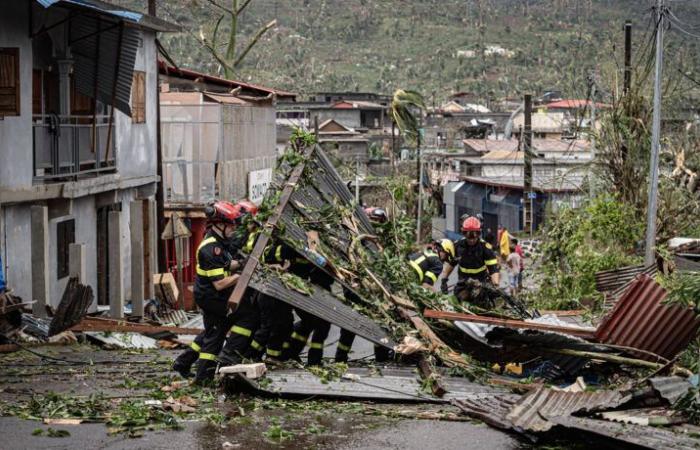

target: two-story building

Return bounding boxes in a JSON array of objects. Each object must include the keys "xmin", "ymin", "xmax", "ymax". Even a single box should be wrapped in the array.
[{"xmin": 0, "ymin": 0, "xmax": 177, "ymax": 317}]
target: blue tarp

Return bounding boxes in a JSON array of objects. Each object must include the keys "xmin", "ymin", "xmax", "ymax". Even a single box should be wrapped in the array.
[
  {"xmin": 0, "ymin": 251, "xmax": 5, "ymax": 292},
  {"xmin": 36, "ymin": 0, "xmax": 143, "ymax": 23}
]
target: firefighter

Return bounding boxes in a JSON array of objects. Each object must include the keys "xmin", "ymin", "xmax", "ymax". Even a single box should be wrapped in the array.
[
  {"xmin": 441, "ymin": 216, "xmax": 500, "ymax": 309},
  {"xmin": 279, "ymin": 246, "xmax": 335, "ymax": 366},
  {"xmin": 408, "ymin": 239, "xmax": 456, "ymax": 288},
  {"xmin": 172, "ymin": 201, "xmax": 244, "ymax": 383},
  {"xmin": 222, "ymin": 203, "xmax": 294, "ymax": 364}
]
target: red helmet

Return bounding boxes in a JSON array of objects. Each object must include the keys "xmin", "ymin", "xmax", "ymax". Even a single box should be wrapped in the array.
[
  {"xmin": 461, "ymin": 216, "xmax": 481, "ymax": 232},
  {"xmin": 205, "ymin": 201, "xmax": 242, "ymax": 225},
  {"xmin": 364, "ymin": 207, "xmax": 388, "ymax": 223},
  {"xmin": 236, "ymin": 200, "xmax": 258, "ymax": 217}
]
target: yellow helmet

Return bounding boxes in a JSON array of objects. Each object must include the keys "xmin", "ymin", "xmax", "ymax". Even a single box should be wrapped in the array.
[{"xmin": 437, "ymin": 239, "xmax": 455, "ymax": 259}]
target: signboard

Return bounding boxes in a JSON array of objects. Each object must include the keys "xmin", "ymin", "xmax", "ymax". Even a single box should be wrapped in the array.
[
  {"xmin": 248, "ymin": 168, "xmax": 273, "ymax": 205},
  {"xmin": 527, "ymin": 192, "xmax": 537, "ymax": 199}
]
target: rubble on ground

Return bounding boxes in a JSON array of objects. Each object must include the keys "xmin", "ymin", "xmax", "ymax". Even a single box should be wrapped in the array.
[{"xmin": 0, "ymin": 143, "xmax": 698, "ymax": 448}]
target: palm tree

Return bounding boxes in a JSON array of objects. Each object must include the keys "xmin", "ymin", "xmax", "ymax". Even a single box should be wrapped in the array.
[{"xmin": 390, "ymin": 89, "xmax": 426, "ymax": 145}]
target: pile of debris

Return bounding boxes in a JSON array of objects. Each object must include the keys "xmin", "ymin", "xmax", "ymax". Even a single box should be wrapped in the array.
[{"xmin": 1, "ymin": 143, "xmax": 698, "ymax": 448}]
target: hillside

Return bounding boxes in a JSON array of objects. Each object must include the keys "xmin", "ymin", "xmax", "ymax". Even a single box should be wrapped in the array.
[{"xmin": 116, "ymin": 0, "xmax": 700, "ymax": 104}]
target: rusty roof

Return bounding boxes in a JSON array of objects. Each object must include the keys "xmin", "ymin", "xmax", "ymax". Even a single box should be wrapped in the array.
[
  {"xmin": 648, "ymin": 377, "xmax": 693, "ymax": 405},
  {"xmin": 452, "ymin": 395, "xmax": 522, "ymax": 431},
  {"xmin": 594, "ymin": 275, "xmax": 700, "ymax": 361},
  {"xmin": 505, "ymin": 385, "xmax": 631, "ymax": 432},
  {"xmin": 595, "ymin": 263, "xmax": 657, "ymax": 295},
  {"xmin": 550, "ymin": 415, "xmax": 700, "ymax": 450}
]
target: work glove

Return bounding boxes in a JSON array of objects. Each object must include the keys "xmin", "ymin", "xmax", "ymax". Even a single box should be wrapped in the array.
[{"xmin": 440, "ymin": 278, "xmax": 449, "ymax": 294}]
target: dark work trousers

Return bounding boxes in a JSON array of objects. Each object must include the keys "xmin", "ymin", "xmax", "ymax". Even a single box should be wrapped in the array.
[
  {"xmin": 335, "ymin": 328, "xmax": 391, "ymax": 363},
  {"xmin": 244, "ymin": 294, "xmax": 293, "ymax": 361},
  {"xmin": 284, "ymin": 309, "xmax": 331, "ymax": 366},
  {"xmin": 218, "ymin": 290, "xmax": 259, "ymax": 366},
  {"xmin": 173, "ymin": 332, "xmax": 205, "ymax": 375},
  {"xmin": 194, "ymin": 310, "xmax": 234, "ymax": 383}
]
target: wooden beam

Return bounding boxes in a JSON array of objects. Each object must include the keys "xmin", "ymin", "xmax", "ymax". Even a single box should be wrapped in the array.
[
  {"xmin": 227, "ymin": 145, "xmax": 315, "ymax": 309},
  {"xmin": 70, "ymin": 317, "xmax": 200, "ymax": 335},
  {"xmin": 423, "ymin": 310, "xmax": 597, "ymax": 339}
]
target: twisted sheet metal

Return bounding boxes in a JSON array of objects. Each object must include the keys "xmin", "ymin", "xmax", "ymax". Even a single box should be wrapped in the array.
[
  {"xmin": 505, "ymin": 385, "xmax": 631, "ymax": 432},
  {"xmin": 233, "ymin": 366, "xmax": 505, "ymax": 403},
  {"xmin": 452, "ymin": 395, "xmax": 522, "ymax": 431},
  {"xmin": 550, "ymin": 415, "xmax": 700, "ymax": 450},
  {"xmin": 595, "ymin": 275, "xmax": 700, "ymax": 361},
  {"xmin": 595, "ymin": 264, "xmax": 657, "ymax": 295},
  {"xmin": 249, "ymin": 271, "xmax": 394, "ymax": 348},
  {"xmin": 648, "ymin": 377, "xmax": 693, "ymax": 405}
]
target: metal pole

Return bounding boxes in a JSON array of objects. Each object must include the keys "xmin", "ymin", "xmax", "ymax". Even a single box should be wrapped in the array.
[
  {"xmin": 355, "ymin": 159, "xmax": 360, "ymax": 205},
  {"xmin": 590, "ymin": 80, "xmax": 596, "ymax": 196},
  {"xmin": 624, "ymin": 21, "xmax": 632, "ymax": 98},
  {"xmin": 523, "ymin": 94, "xmax": 533, "ymax": 233},
  {"xmin": 644, "ymin": 0, "xmax": 664, "ymax": 266},
  {"xmin": 416, "ymin": 156, "xmax": 423, "ymax": 244}
]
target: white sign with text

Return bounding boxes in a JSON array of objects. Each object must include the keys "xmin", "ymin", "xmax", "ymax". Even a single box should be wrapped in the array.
[{"xmin": 248, "ymin": 168, "xmax": 273, "ymax": 205}]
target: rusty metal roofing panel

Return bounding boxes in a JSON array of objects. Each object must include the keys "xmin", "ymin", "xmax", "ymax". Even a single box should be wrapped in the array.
[
  {"xmin": 233, "ymin": 367, "xmax": 504, "ymax": 403},
  {"xmin": 598, "ymin": 407, "xmax": 685, "ymax": 426},
  {"xmin": 505, "ymin": 386, "xmax": 631, "ymax": 432},
  {"xmin": 648, "ymin": 377, "xmax": 693, "ymax": 405},
  {"xmin": 595, "ymin": 275, "xmax": 700, "ymax": 361},
  {"xmin": 595, "ymin": 264, "xmax": 657, "ymax": 294},
  {"xmin": 452, "ymin": 395, "xmax": 521, "ymax": 431},
  {"xmin": 249, "ymin": 271, "xmax": 394, "ymax": 349},
  {"xmin": 550, "ymin": 415, "xmax": 700, "ymax": 450}
]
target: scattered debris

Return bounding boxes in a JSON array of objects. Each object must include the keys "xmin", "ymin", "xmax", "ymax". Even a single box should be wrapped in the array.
[
  {"xmin": 48, "ymin": 278, "xmax": 93, "ymax": 336},
  {"xmin": 85, "ymin": 332, "xmax": 158, "ymax": 349},
  {"xmin": 218, "ymin": 363, "xmax": 267, "ymax": 379}
]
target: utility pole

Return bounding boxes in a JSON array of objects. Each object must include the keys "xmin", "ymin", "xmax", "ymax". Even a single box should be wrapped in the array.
[
  {"xmin": 644, "ymin": 0, "xmax": 664, "ymax": 266},
  {"xmin": 623, "ymin": 21, "xmax": 632, "ymax": 98},
  {"xmin": 590, "ymin": 77, "xmax": 597, "ymax": 196},
  {"xmin": 151, "ymin": 0, "xmax": 167, "ymax": 272},
  {"xmin": 523, "ymin": 94, "xmax": 533, "ymax": 235},
  {"xmin": 416, "ymin": 119, "xmax": 423, "ymax": 243}
]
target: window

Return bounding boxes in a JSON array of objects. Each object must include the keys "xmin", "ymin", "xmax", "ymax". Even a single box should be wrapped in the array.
[
  {"xmin": 57, "ymin": 219, "xmax": 75, "ymax": 279},
  {"xmin": 131, "ymin": 71, "xmax": 146, "ymax": 123},
  {"xmin": 0, "ymin": 48, "xmax": 20, "ymax": 117}
]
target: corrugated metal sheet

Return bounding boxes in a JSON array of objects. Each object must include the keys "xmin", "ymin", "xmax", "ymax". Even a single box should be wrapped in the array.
[
  {"xmin": 550, "ymin": 415, "xmax": 700, "ymax": 450},
  {"xmin": 648, "ymin": 377, "xmax": 693, "ymax": 405},
  {"xmin": 595, "ymin": 264, "xmax": 657, "ymax": 295},
  {"xmin": 675, "ymin": 255, "xmax": 700, "ymax": 272},
  {"xmin": 249, "ymin": 271, "xmax": 394, "ymax": 349},
  {"xmin": 595, "ymin": 275, "xmax": 700, "ymax": 361},
  {"xmin": 70, "ymin": 14, "xmax": 140, "ymax": 116},
  {"xmin": 234, "ymin": 366, "xmax": 504, "ymax": 403},
  {"xmin": 505, "ymin": 386, "xmax": 630, "ymax": 432},
  {"xmin": 598, "ymin": 408, "xmax": 684, "ymax": 426},
  {"xmin": 452, "ymin": 395, "xmax": 522, "ymax": 431}
]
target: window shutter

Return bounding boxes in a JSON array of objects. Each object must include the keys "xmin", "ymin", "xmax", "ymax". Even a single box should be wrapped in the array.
[
  {"xmin": 131, "ymin": 70, "xmax": 145, "ymax": 123},
  {"xmin": 0, "ymin": 48, "xmax": 20, "ymax": 117}
]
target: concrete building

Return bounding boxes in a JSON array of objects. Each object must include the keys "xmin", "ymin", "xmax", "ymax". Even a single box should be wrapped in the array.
[
  {"xmin": 0, "ymin": 0, "xmax": 177, "ymax": 316},
  {"xmin": 427, "ymin": 139, "xmax": 590, "ymax": 233},
  {"xmin": 317, "ymin": 119, "xmax": 369, "ymax": 164},
  {"xmin": 158, "ymin": 64, "xmax": 280, "ymax": 308}
]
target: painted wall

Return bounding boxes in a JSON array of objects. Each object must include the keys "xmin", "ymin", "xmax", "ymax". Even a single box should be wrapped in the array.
[
  {"xmin": 1, "ymin": 205, "xmax": 32, "ymax": 302},
  {"xmin": 116, "ymin": 30, "xmax": 158, "ymax": 179},
  {"xmin": 0, "ymin": 2, "xmax": 33, "ymax": 190}
]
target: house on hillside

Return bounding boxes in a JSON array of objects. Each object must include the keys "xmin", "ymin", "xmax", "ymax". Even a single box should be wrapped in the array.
[
  {"xmin": 317, "ymin": 119, "xmax": 369, "ymax": 164},
  {"xmin": 0, "ymin": 0, "xmax": 177, "ymax": 317},
  {"xmin": 511, "ymin": 110, "xmax": 570, "ymax": 139},
  {"xmin": 310, "ymin": 100, "xmax": 388, "ymax": 130}
]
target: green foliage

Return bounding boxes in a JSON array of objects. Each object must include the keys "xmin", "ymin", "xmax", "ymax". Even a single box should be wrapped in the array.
[
  {"xmin": 529, "ymin": 195, "xmax": 643, "ymax": 310},
  {"xmin": 390, "ymin": 89, "xmax": 425, "ymax": 146},
  {"xmin": 289, "ymin": 127, "xmax": 317, "ymax": 152},
  {"xmin": 665, "ymin": 272, "xmax": 700, "ymax": 310}
]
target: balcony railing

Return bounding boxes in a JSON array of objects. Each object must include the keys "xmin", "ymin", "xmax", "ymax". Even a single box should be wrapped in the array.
[{"xmin": 32, "ymin": 114, "xmax": 116, "ymax": 181}]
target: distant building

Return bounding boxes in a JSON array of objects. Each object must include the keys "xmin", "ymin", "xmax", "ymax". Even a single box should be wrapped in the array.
[
  {"xmin": 0, "ymin": 0, "xmax": 177, "ymax": 315},
  {"xmin": 158, "ymin": 64, "xmax": 281, "ymax": 308},
  {"xmin": 511, "ymin": 110, "xmax": 570, "ymax": 139},
  {"xmin": 309, "ymin": 100, "xmax": 387, "ymax": 130},
  {"xmin": 317, "ymin": 119, "xmax": 369, "ymax": 164}
]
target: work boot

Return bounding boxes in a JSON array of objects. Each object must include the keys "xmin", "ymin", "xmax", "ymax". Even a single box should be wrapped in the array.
[
  {"xmin": 307, "ymin": 343, "xmax": 324, "ymax": 366},
  {"xmin": 194, "ymin": 359, "xmax": 218, "ymax": 385},
  {"xmin": 374, "ymin": 346, "xmax": 393, "ymax": 363},
  {"xmin": 217, "ymin": 350, "xmax": 243, "ymax": 368},
  {"xmin": 335, "ymin": 349, "xmax": 350, "ymax": 363},
  {"xmin": 172, "ymin": 348, "xmax": 199, "ymax": 378}
]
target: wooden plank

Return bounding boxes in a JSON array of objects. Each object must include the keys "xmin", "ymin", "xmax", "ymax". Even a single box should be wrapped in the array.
[
  {"xmin": 423, "ymin": 310, "xmax": 597, "ymax": 339},
  {"xmin": 228, "ymin": 145, "xmax": 315, "ymax": 309},
  {"xmin": 70, "ymin": 317, "xmax": 200, "ymax": 335}
]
